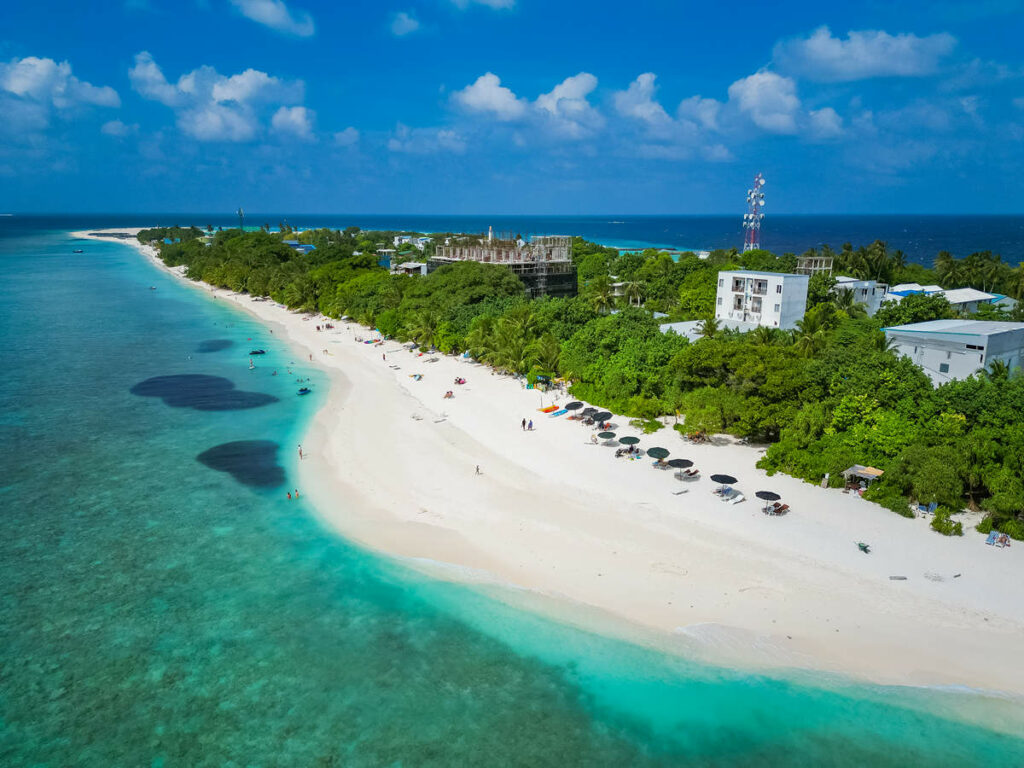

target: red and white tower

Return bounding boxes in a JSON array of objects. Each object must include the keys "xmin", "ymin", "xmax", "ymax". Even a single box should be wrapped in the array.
[{"xmin": 742, "ymin": 173, "xmax": 766, "ymax": 252}]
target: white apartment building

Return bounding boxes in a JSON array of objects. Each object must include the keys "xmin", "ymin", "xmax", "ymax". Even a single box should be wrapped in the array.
[
  {"xmin": 715, "ymin": 270, "xmax": 809, "ymax": 330},
  {"xmin": 833, "ymin": 276, "xmax": 887, "ymax": 316},
  {"xmin": 882, "ymin": 319, "xmax": 1024, "ymax": 385}
]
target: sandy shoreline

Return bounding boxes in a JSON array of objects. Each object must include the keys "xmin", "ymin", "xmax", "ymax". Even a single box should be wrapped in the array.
[{"xmin": 75, "ymin": 228, "xmax": 1024, "ymax": 698}]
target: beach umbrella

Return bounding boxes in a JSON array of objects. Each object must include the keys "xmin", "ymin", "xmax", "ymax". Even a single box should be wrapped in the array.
[
  {"xmin": 710, "ymin": 474, "xmax": 737, "ymax": 485},
  {"xmin": 755, "ymin": 491, "xmax": 781, "ymax": 501},
  {"xmin": 647, "ymin": 447, "xmax": 670, "ymax": 459},
  {"xmin": 668, "ymin": 459, "xmax": 693, "ymax": 469},
  {"xmin": 597, "ymin": 431, "xmax": 616, "ymax": 440},
  {"xmin": 619, "ymin": 436, "xmax": 640, "ymax": 446},
  {"xmin": 582, "ymin": 407, "xmax": 598, "ymax": 416},
  {"xmin": 565, "ymin": 401, "xmax": 584, "ymax": 411},
  {"xmin": 594, "ymin": 411, "xmax": 612, "ymax": 422}
]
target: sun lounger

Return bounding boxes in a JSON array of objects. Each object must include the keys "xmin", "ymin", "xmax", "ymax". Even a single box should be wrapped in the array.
[
  {"xmin": 731, "ymin": 493, "xmax": 746, "ymax": 505},
  {"xmin": 986, "ymin": 531, "xmax": 999, "ymax": 545}
]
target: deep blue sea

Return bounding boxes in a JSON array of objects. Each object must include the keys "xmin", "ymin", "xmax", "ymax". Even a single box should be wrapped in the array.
[
  {"xmin": 3, "ymin": 219, "xmax": 1024, "ymax": 766},
  {"xmin": 6, "ymin": 213, "xmax": 1023, "ymax": 264}
]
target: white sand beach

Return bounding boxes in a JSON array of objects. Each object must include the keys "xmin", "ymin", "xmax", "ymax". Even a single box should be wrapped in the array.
[{"xmin": 77, "ymin": 229, "xmax": 1024, "ymax": 696}]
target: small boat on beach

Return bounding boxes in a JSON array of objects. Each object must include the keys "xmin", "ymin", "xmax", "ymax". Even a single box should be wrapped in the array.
[{"xmin": 297, "ymin": 387, "xmax": 312, "ymax": 396}]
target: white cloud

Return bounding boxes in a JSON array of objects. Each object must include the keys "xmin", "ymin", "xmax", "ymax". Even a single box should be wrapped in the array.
[
  {"xmin": 101, "ymin": 119, "xmax": 138, "ymax": 137},
  {"xmin": 388, "ymin": 123, "xmax": 466, "ymax": 154},
  {"xmin": 727, "ymin": 71, "xmax": 801, "ymax": 134},
  {"xmin": 534, "ymin": 72, "xmax": 602, "ymax": 136},
  {"xmin": 129, "ymin": 52, "xmax": 304, "ymax": 142},
  {"xmin": 271, "ymin": 105, "xmax": 315, "ymax": 140},
  {"xmin": 807, "ymin": 107, "xmax": 843, "ymax": 138},
  {"xmin": 703, "ymin": 143, "xmax": 733, "ymax": 162},
  {"xmin": 334, "ymin": 126, "xmax": 359, "ymax": 146},
  {"xmin": 0, "ymin": 56, "xmax": 119, "ymax": 109},
  {"xmin": 613, "ymin": 73, "xmax": 671, "ymax": 125},
  {"xmin": 450, "ymin": 0, "xmax": 514, "ymax": 8},
  {"xmin": 773, "ymin": 26, "xmax": 957, "ymax": 82},
  {"xmin": 391, "ymin": 11, "xmax": 420, "ymax": 36},
  {"xmin": 677, "ymin": 95, "xmax": 721, "ymax": 130},
  {"xmin": 452, "ymin": 73, "xmax": 526, "ymax": 120},
  {"xmin": 229, "ymin": 0, "xmax": 314, "ymax": 37}
]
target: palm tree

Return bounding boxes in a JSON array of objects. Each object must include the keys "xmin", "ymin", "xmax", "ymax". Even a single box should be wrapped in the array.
[
  {"xmin": 408, "ymin": 310, "xmax": 441, "ymax": 351},
  {"xmin": 793, "ymin": 311, "xmax": 827, "ymax": 358},
  {"xmin": 1011, "ymin": 265, "xmax": 1024, "ymax": 300},
  {"xmin": 528, "ymin": 332, "xmax": 561, "ymax": 373},
  {"xmin": 934, "ymin": 250, "xmax": 955, "ymax": 286},
  {"xmin": 872, "ymin": 331, "xmax": 897, "ymax": 354},
  {"xmin": 465, "ymin": 316, "xmax": 495, "ymax": 360},
  {"xmin": 752, "ymin": 326, "xmax": 779, "ymax": 346},
  {"xmin": 984, "ymin": 359, "xmax": 1011, "ymax": 382},
  {"xmin": 592, "ymin": 289, "xmax": 614, "ymax": 315},
  {"xmin": 697, "ymin": 316, "xmax": 720, "ymax": 339},
  {"xmin": 624, "ymin": 279, "xmax": 645, "ymax": 308},
  {"xmin": 831, "ymin": 287, "xmax": 868, "ymax": 319}
]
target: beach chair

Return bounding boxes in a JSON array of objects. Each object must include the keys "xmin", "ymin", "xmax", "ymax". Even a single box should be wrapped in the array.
[
  {"xmin": 731, "ymin": 493, "xmax": 746, "ymax": 505},
  {"xmin": 986, "ymin": 531, "xmax": 999, "ymax": 546},
  {"xmin": 775, "ymin": 503, "xmax": 789, "ymax": 515}
]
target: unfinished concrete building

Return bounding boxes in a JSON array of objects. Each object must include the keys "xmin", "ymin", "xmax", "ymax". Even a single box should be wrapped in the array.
[{"xmin": 428, "ymin": 231, "xmax": 578, "ymax": 299}]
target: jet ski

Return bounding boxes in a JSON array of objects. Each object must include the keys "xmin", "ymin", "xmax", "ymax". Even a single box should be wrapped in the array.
[{"xmin": 297, "ymin": 387, "xmax": 312, "ymax": 396}]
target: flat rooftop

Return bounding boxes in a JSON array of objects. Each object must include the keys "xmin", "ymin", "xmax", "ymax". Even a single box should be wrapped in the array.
[
  {"xmin": 720, "ymin": 270, "xmax": 808, "ymax": 279},
  {"xmin": 882, "ymin": 319, "xmax": 1024, "ymax": 337}
]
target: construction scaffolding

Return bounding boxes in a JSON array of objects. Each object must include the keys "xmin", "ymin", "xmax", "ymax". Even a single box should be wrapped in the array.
[
  {"xmin": 430, "ymin": 232, "xmax": 577, "ymax": 299},
  {"xmin": 794, "ymin": 255, "xmax": 834, "ymax": 276}
]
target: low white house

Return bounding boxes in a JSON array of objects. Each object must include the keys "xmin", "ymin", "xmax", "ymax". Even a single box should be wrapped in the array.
[
  {"xmin": 715, "ymin": 270, "xmax": 809, "ymax": 330},
  {"xmin": 882, "ymin": 283, "xmax": 1010, "ymax": 314},
  {"xmin": 833, "ymin": 276, "xmax": 887, "ymax": 316},
  {"xmin": 882, "ymin": 319, "xmax": 1024, "ymax": 385}
]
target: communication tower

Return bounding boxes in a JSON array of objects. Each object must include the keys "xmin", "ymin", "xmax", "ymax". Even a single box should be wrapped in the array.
[
  {"xmin": 742, "ymin": 173, "xmax": 766, "ymax": 252},
  {"xmin": 237, "ymin": 207, "xmax": 245, "ymax": 231}
]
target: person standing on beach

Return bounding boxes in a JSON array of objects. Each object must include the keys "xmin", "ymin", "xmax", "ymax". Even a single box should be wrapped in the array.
[
  {"xmin": 528, "ymin": 420, "xmax": 533, "ymax": 431},
  {"xmin": 298, "ymin": 445, "xmax": 303, "ymax": 460},
  {"xmin": 521, "ymin": 418, "xmax": 526, "ymax": 430}
]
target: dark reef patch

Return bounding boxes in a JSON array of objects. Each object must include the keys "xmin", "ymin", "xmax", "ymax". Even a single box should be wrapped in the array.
[
  {"xmin": 130, "ymin": 374, "xmax": 278, "ymax": 411},
  {"xmin": 196, "ymin": 339, "xmax": 234, "ymax": 353},
  {"xmin": 197, "ymin": 440, "xmax": 285, "ymax": 488}
]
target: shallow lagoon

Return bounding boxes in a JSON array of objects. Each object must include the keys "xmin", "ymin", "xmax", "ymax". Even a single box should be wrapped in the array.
[{"xmin": 1, "ymin": 225, "xmax": 1023, "ymax": 766}]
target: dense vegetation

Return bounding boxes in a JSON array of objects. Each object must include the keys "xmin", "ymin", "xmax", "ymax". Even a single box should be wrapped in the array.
[{"xmin": 140, "ymin": 227, "xmax": 1024, "ymax": 538}]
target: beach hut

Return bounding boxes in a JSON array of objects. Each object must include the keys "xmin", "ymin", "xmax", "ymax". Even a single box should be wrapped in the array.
[{"xmin": 842, "ymin": 465, "xmax": 884, "ymax": 490}]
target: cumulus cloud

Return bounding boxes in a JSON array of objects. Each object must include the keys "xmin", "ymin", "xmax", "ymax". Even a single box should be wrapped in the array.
[
  {"xmin": 0, "ymin": 56, "xmax": 119, "ymax": 109},
  {"xmin": 773, "ymin": 26, "xmax": 957, "ymax": 82},
  {"xmin": 807, "ymin": 107, "xmax": 843, "ymax": 138},
  {"xmin": 388, "ymin": 123, "xmax": 466, "ymax": 153},
  {"xmin": 391, "ymin": 11, "xmax": 419, "ymax": 36},
  {"xmin": 727, "ymin": 71, "xmax": 801, "ymax": 134},
  {"xmin": 677, "ymin": 95, "xmax": 721, "ymax": 130},
  {"xmin": 334, "ymin": 126, "xmax": 359, "ymax": 146},
  {"xmin": 271, "ymin": 105, "xmax": 315, "ymax": 139},
  {"xmin": 101, "ymin": 119, "xmax": 138, "ymax": 137},
  {"xmin": 452, "ymin": 73, "xmax": 526, "ymax": 120},
  {"xmin": 613, "ymin": 73, "xmax": 671, "ymax": 125},
  {"xmin": 534, "ymin": 72, "xmax": 602, "ymax": 136},
  {"xmin": 129, "ymin": 51, "xmax": 304, "ymax": 142},
  {"xmin": 229, "ymin": 0, "xmax": 314, "ymax": 37}
]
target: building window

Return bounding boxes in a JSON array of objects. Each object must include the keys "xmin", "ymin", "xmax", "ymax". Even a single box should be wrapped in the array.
[
  {"xmin": 939, "ymin": 363, "xmax": 949, "ymax": 373},
  {"xmin": 733, "ymin": 296, "xmax": 743, "ymax": 310},
  {"xmin": 774, "ymin": 303, "xmax": 780, "ymax": 312},
  {"xmin": 946, "ymin": 351, "xmax": 951, "ymax": 359},
  {"xmin": 718, "ymin": 278, "xmax": 723, "ymax": 288},
  {"xmin": 732, "ymin": 278, "xmax": 744, "ymax": 292},
  {"xmin": 776, "ymin": 284, "xmax": 782, "ymax": 293},
  {"xmin": 716, "ymin": 297, "xmax": 722, "ymax": 306},
  {"xmin": 966, "ymin": 344, "xmax": 984, "ymax": 351}
]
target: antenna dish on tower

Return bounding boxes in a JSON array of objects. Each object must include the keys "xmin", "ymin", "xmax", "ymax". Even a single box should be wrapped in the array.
[{"xmin": 741, "ymin": 173, "xmax": 766, "ymax": 252}]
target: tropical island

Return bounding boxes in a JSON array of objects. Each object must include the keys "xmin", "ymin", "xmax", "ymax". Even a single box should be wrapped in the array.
[{"xmin": 139, "ymin": 224, "xmax": 1024, "ymax": 543}]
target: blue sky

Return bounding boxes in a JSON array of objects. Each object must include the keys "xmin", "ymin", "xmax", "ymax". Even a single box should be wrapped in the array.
[{"xmin": 1, "ymin": 0, "xmax": 1022, "ymax": 214}]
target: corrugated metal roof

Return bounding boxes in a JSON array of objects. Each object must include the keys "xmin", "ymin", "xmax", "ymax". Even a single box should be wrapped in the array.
[{"xmin": 882, "ymin": 319, "xmax": 1024, "ymax": 336}]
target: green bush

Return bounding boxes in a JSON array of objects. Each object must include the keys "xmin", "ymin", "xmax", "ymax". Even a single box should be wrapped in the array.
[
  {"xmin": 999, "ymin": 518, "xmax": 1024, "ymax": 541},
  {"xmin": 930, "ymin": 507, "xmax": 964, "ymax": 536},
  {"xmin": 863, "ymin": 484, "xmax": 915, "ymax": 518},
  {"xmin": 975, "ymin": 516, "xmax": 993, "ymax": 534}
]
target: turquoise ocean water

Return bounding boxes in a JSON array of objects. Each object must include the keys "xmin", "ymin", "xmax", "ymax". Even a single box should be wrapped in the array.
[{"xmin": 2, "ymin": 225, "xmax": 1024, "ymax": 766}]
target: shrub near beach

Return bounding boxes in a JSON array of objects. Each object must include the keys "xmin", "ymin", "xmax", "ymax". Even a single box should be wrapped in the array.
[{"xmin": 140, "ymin": 227, "xmax": 1024, "ymax": 539}]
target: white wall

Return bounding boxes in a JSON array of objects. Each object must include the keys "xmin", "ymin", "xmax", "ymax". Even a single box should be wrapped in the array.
[{"xmin": 715, "ymin": 271, "xmax": 808, "ymax": 330}]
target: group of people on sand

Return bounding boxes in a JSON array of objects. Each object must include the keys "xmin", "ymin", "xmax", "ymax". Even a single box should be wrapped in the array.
[
  {"xmin": 315, "ymin": 323, "xmax": 334, "ymax": 331},
  {"xmin": 520, "ymin": 418, "xmax": 534, "ymax": 431}
]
